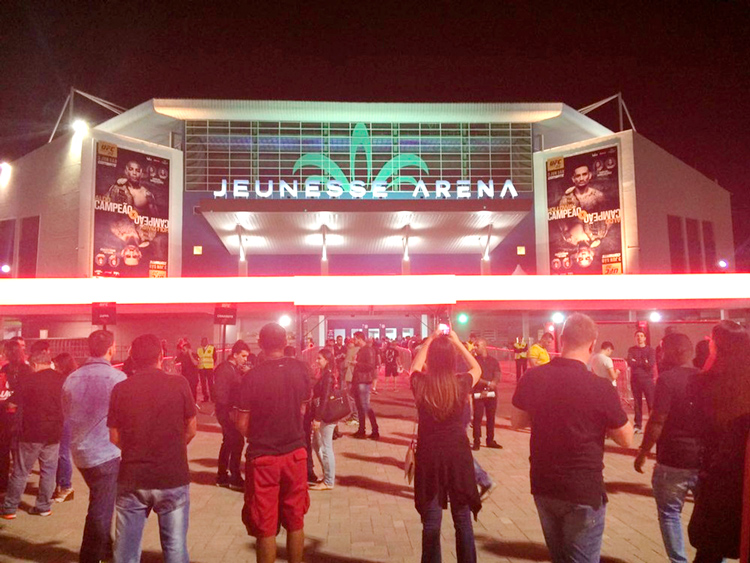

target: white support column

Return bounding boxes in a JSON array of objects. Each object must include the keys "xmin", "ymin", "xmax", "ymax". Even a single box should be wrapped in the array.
[
  {"xmin": 402, "ymin": 228, "xmax": 410, "ymax": 275},
  {"xmin": 481, "ymin": 224, "xmax": 493, "ymax": 275},
  {"xmin": 321, "ymin": 225, "xmax": 329, "ymax": 275},
  {"xmin": 237, "ymin": 225, "xmax": 248, "ymax": 277}
]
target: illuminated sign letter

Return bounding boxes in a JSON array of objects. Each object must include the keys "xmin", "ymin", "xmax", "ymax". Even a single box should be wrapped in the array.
[
  {"xmin": 326, "ymin": 181, "xmax": 344, "ymax": 198},
  {"xmin": 456, "ymin": 180, "xmax": 471, "ymax": 199},
  {"xmin": 477, "ymin": 180, "xmax": 494, "ymax": 199},
  {"xmin": 280, "ymin": 181, "xmax": 298, "ymax": 198},
  {"xmin": 350, "ymin": 180, "xmax": 366, "ymax": 199},
  {"xmin": 214, "ymin": 179, "xmax": 228, "ymax": 199},
  {"xmin": 305, "ymin": 179, "xmax": 321, "ymax": 198},
  {"xmin": 435, "ymin": 180, "xmax": 451, "ymax": 199},
  {"xmin": 233, "ymin": 179, "xmax": 249, "ymax": 199},
  {"xmin": 411, "ymin": 180, "xmax": 429, "ymax": 199},
  {"xmin": 372, "ymin": 181, "xmax": 388, "ymax": 199},
  {"xmin": 255, "ymin": 180, "xmax": 273, "ymax": 198},
  {"xmin": 500, "ymin": 179, "xmax": 518, "ymax": 198}
]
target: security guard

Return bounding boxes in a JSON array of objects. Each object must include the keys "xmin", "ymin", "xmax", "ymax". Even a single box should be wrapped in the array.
[{"xmin": 197, "ymin": 337, "xmax": 216, "ymax": 402}]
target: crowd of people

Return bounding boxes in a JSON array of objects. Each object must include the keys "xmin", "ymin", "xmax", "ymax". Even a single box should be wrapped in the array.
[{"xmin": 0, "ymin": 316, "xmax": 748, "ymax": 563}]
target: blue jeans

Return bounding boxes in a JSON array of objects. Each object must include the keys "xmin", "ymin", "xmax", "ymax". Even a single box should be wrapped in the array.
[
  {"xmin": 57, "ymin": 420, "xmax": 73, "ymax": 489},
  {"xmin": 473, "ymin": 458, "xmax": 492, "ymax": 489},
  {"xmin": 421, "ymin": 494, "xmax": 476, "ymax": 563},
  {"xmin": 354, "ymin": 383, "xmax": 379, "ymax": 434},
  {"xmin": 652, "ymin": 463, "xmax": 699, "ymax": 563},
  {"xmin": 79, "ymin": 457, "xmax": 120, "ymax": 563},
  {"xmin": 313, "ymin": 422, "xmax": 336, "ymax": 486},
  {"xmin": 534, "ymin": 495, "xmax": 606, "ymax": 563},
  {"xmin": 1, "ymin": 441, "xmax": 59, "ymax": 513},
  {"xmin": 114, "ymin": 485, "xmax": 190, "ymax": 563}
]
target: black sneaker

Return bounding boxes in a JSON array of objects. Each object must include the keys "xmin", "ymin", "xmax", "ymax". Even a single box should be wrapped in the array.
[
  {"xmin": 368, "ymin": 432, "xmax": 380, "ymax": 441},
  {"xmin": 471, "ymin": 442, "xmax": 480, "ymax": 451},
  {"xmin": 216, "ymin": 476, "xmax": 231, "ymax": 488},
  {"xmin": 351, "ymin": 432, "xmax": 367, "ymax": 439},
  {"xmin": 28, "ymin": 507, "xmax": 52, "ymax": 517},
  {"xmin": 307, "ymin": 473, "xmax": 320, "ymax": 484},
  {"xmin": 486, "ymin": 441, "xmax": 503, "ymax": 449},
  {"xmin": 229, "ymin": 478, "xmax": 245, "ymax": 492}
]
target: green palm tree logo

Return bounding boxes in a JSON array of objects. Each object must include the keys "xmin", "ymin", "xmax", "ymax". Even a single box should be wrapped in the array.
[{"xmin": 292, "ymin": 123, "xmax": 429, "ymax": 192}]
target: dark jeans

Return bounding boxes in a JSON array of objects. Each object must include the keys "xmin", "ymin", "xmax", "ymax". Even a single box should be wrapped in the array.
[
  {"xmin": 515, "ymin": 358, "xmax": 527, "ymax": 382},
  {"xmin": 421, "ymin": 494, "xmax": 476, "ymax": 563},
  {"xmin": 472, "ymin": 397, "xmax": 497, "ymax": 445},
  {"xmin": 534, "ymin": 495, "xmax": 606, "ymax": 563},
  {"xmin": 354, "ymin": 383, "xmax": 379, "ymax": 435},
  {"xmin": 0, "ymin": 409, "xmax": 14, "ymax": 492},
  {"xmin": 57, "ymin": 419, "xmax": 73, "ymax": 489},
  {"xmin": 199, "ymin": 369, "xmax": 214, "ymax": 402},
  {"xmin": 631, "ymin": 374, "xmax": 655, "ymax": 428},
  {"xmin": 216, "ymin": 405, "xmax": 243, "ymax": 481},
  {"xmin": 79, "ymin": 457, "xmax": 120, "ymax": 563}
]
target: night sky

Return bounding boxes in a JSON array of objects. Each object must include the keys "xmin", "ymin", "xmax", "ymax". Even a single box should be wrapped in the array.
[{"xmin": 3, "ymin": 1, "xmax": 749, "ymax": 265}]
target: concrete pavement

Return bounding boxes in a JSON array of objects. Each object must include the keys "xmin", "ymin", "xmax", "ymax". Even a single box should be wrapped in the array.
[{"xmin": 0, "ymin": 379, "xmax": 691, "ymax": 562}]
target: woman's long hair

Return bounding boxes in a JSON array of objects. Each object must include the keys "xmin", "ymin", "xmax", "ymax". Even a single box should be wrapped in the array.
[
  {"xmin": 318, "ymin": 348, "xmax": 334, "ymax": 374},
  {"xmin": 412, "ymin": 336, "xmax": 462, "ymax": 421},
  {"xmin": 707, "ymin": 320, "xmax": 750, "ymax": 426}
]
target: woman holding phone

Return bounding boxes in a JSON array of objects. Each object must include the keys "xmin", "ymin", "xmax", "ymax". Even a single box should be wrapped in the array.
[{"xmin": 410, "ymin": 328, "xmax": 482, "ymax": 563}]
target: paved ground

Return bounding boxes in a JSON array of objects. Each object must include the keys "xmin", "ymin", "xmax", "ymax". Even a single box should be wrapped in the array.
[{"xmin": 0, "ymin": 379, "xmax": 693, "ymax": 562}]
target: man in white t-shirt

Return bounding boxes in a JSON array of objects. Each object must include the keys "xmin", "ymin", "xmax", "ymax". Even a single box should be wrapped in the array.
[{"xmin": 589, "ymin": 341, "xmax": 619, "ymax": 386}]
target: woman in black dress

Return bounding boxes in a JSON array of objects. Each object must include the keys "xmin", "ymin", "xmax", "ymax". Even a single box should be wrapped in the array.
[
  {"xmin": 410, "ymin": 328, "xmax": 482, "ymax": 563},
  {"xmin": 688, "ymin": 320, "xmax": 750, "ymax": 562}
]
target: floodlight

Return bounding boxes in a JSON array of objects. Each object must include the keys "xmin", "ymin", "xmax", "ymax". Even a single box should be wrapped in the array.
[
  {"xmin": 72, "ymin": 119, "xmax": 88, "ymax": 135},
  {"xmin": 649, "ymin": 311, "xmax": 662, "ymax": 323},
  {"xmin": 457, "ymin": 313, "xmax": 469, "ymax": 324},
  {"xmin": 1, "ymin": 264, "xmax": 10, "ymax": 274},
  {"xmin": 278, "ymin": 314, "xmax": 292, "ymax": 328},
  {"xmin": 551, "ymin": 312, "xmax": 565, "ymax": 324},
  {"xmin": 0, "ymin": 162, "xmax": 10, "ymax": 188},
  {"xmin": 718, "ymin": 259, "xmax": 728, "ymax": 269}
]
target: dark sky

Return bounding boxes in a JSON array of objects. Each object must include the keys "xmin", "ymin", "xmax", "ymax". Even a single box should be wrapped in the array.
[{"xmin": 2, "ymin": 1, "xmax": 749, "ymax": 260}]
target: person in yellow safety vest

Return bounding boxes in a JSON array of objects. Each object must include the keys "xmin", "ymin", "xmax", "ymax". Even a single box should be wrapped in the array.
[
  {"xmin": 197, "ymin": 337, "xmax": 217, "ymax": 402},
  {"xmin": 513, "ymin": 337, "xmax": 528, "ymax": 383}
]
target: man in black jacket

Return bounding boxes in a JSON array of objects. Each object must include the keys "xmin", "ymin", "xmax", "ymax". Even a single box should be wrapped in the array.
[
  {"xmin": 213, "ymin": 340, "xmax": 250, "ymax": 490},
  {"xmin": 351, "ymin": 332, "xmax": 380, "ymax": 440},
  {"xmin": 627, "ymin": 329, "xmax": 657, "ymax": 433}
]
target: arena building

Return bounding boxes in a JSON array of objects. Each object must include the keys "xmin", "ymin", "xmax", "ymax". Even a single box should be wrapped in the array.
[{"xmin": 0, "ymin": 98, "xmax": 743, "ymax": 355}]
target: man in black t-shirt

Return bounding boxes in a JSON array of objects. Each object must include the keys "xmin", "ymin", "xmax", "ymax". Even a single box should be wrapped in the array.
[
  {"xmin": 511, "ymin": 313, "xmax": 632, "ymax": 562},
  {"xmin": 236, "ymin": 323, "xmax": 311, "ymax": 563},
  {"xmin": 213, "ymin": 340, "xmax": 250, "ymax": 490},
  {"xmin": 1, "ymin": 341, "xmax": 64, "ymax": 518},
  {"xmin": 107, "ymin": 334, "xmax": 197, "ymax": 563},
  {"xmin": 634, "ymin": 332, "xmax": 701, "ymax": 563},
  {"xmin": 472, "ymin": 338, "xmax": 503, "ymax": 450},
  {"xmin": 627, "ymin": 329, "xmax": 657, "ymax": 433}
]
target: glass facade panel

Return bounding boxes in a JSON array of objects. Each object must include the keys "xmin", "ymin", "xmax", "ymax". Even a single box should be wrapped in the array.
[{"xmin": 184, "ymin": 120, "xmax": 533, "ymax": 196}]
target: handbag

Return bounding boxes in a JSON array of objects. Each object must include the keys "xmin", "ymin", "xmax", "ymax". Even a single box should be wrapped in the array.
[
  {"xmin": 318, "ymin": 388, "xmax": 352, "ymax": 423},
  {"xmin": 404, "ymin": 421, "xmax": 417, "ymax": 484}
]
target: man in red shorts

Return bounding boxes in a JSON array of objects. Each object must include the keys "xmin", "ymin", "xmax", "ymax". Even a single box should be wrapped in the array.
[{"xmin": 236, "ymin": 323, "xmax": 311, "ymax": 563}]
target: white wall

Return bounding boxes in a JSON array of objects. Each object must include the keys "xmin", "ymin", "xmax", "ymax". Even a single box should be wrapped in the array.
[
  {"xmin": 0, "ymin": 133, "xmax": 84, "ymax": 277},
  {"xmin": 632, "ymin": 133, "xmax": 734, "ymax": 273}
]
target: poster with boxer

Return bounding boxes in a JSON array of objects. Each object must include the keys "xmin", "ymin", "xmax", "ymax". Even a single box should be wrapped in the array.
[
  {"xmin": 546, "ymin": 145, "xmax": 623, "ymax": 275},
  {"xmin": 93, "ymin": 141, "xmax": 169, "ymax": 277}
]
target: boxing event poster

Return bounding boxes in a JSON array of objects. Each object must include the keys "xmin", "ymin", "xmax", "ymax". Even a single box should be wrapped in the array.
[
  {"xmin": 546, "ymin": 146, "xmax": 623, "ymax": 275},
  {"xmin": 93, "ymin": 141, "xmax": 169, "ymax": 277}
]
